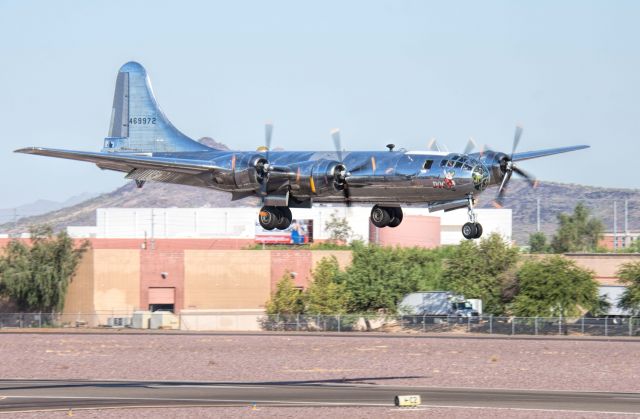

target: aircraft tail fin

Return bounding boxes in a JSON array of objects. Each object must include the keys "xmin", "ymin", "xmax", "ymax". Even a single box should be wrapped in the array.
[{"xmin": 104, "ymin": 62, "xmax": 210, "ymax": 153}]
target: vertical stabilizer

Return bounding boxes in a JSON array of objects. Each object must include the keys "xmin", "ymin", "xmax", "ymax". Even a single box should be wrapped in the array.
[{"xmin": 104, "ymin": 61, "xmax": 210, "ymax": 153}]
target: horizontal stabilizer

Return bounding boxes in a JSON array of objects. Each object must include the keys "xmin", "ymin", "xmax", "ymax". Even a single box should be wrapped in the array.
[{"xmin": 511, "ymin": 145, "xmax": 589, "ymax": 162}]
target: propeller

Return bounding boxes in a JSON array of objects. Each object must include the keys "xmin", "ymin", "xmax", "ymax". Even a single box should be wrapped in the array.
[
  {"xmin": 258, "ymin": 121, "xmax": 274, "ymax": 197},
  {"xmin": 463, "ymin": 137, "xmax": 477, "ymax": 155},
  {"xmin": 427, "ymin": 137, "xmax": 438, "ymax": 151},
  {"xmin": 330, "ymin": 129, "xmax": 352, "ymax": 206},
  {"xmin": 493, "ymin": 125, "xmax": 538, "ymax": 208}
]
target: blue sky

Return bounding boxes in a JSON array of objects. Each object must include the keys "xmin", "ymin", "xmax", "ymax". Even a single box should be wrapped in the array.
[{"xmin": 1, "ymin": 0, "xmax": 638, "ymax": 208}]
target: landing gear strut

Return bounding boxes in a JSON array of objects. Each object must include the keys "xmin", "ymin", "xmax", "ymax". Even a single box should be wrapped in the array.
[
  {"xmin": 370, "ymin": 205, "xmax": 403, "ymax": 228},
  {"xmin": 259, "ymin": 206, "xmax": 292, "ymax": 231},
  {"xmin": 462, "ymin": 194, "xmax": 483, "ymax": 240}
]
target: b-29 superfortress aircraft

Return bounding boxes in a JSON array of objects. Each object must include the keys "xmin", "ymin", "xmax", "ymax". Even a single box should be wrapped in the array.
[{"xmin": 16, "ymin": 62, "xmax": 589, "ymax": 239}]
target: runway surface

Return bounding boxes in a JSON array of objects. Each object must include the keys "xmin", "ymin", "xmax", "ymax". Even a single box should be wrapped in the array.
[{"xmin": 0, "ymin": 379, "xmax": 639, "ymax": 414}]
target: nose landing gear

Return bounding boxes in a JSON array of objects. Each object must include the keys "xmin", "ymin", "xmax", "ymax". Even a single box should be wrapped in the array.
[
  {"xmin": 370, "ymin": 205, "xmax": 403, "ymax": 228},
  {"xmin": 462, "ymin": 194, "xmax": 483, "ymax": 240},
  {"xmin": 258, "ymin": 206, "xmax": 292, "ymax": 230}
]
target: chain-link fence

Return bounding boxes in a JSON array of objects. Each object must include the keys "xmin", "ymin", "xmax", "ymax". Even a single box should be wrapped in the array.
[
  {"xmin": 0, "ymin": 311, "xmax": 135, "ymax": 329},
  {"xmin": 1, "ymin": 312, "xmax": 638, "ymax": 337},
  {"xmin": 259, "ymin": 314, "xmax": 640, "ymax": 337}
]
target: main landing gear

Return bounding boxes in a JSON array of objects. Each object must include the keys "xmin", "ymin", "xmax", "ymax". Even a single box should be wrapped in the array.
[
  {"xmin": 258, "ymin": 206, "xmax": 292, "ymax": 231},
  {"xmin": 370, "ymin": 205, "xmax": 403, "ymax": 228},
  {"xmin": 462, "ymin": 194, "xmax": 483, "ymax": 240}
]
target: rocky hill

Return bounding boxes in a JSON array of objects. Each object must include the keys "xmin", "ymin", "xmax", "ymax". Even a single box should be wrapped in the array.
[
  {"xmin": 476, "ymin": 180, "xmax": 639, "ymax": 244},
  {"xmin": 2, "ymin": 177, "xmax": 638, "ymax": 244}
]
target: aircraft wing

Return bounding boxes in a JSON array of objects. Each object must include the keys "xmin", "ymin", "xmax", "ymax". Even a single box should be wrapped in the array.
[
  {"xmin": 511, "ymin": 145, "xmax": 589, "ymax": 162},
  {"xmin": 14, "ymin": 147, "xmax": 219, "ymax": 174}
]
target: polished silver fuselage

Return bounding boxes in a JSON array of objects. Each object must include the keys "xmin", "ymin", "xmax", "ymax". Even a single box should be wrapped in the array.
[{"xmin": 142, "ymin": 149, "xmax": 493, "ymax": 205}]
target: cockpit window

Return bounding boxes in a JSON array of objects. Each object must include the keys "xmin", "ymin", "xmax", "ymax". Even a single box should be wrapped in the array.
[
  {"xmin": 455, "ymin": 161, "xmax": 463, "ymax": 168},
  {"xmin": 423, "ymin": 160, "xmax": 433, "ymax": 171},
  {"xmin": 446, "ymin": 160, "xmax": 455, "ymax": 168},
  {"xmin": 440, "ymin": 159, "xmax": 448, "ymax": 167}
]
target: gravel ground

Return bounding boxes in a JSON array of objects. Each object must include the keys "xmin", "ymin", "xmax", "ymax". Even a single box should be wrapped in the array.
[
  {"xmin": 4, "ymin": 406, "xmax": 636, "ymax": 419},
  {"xmin": 0, "ymin": 332, "xmax": 638, "ymax": 417}
]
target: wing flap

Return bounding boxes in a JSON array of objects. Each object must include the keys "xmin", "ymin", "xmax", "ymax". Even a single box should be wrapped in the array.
[{"xmin": 15, "ymin": 147, "xmax": 218, "ymax": 175}]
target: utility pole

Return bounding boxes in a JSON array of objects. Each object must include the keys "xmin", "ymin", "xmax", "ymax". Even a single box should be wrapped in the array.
[
  {"xmin": 536, "ymin": 197, "xmax": 541, "ymax": 232},
  {"xmin": 625, "ymin": 199, "xmax": 629, "ymax": 248},
  {"xmin": 613, "ymin": 201, "xmax": 617, "ymax": 252},
  {"xmin": 150, "ymin": 209, "xmax": 156, "ymax": 250}
]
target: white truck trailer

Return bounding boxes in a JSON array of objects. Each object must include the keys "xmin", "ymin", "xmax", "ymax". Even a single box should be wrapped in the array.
[{"xmin": 399, "ymin": 291, "xmax": 482, "ymax": 317}]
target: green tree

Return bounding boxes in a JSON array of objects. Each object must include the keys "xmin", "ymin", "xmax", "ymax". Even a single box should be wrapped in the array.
[
  {"xmin": 551, "ymin": 203, "xmax": 603, "ymax": 253},
  {"xmin": 511, "ymin": 256, "xmax": 599, "ymax": 317},
  {"xmin": 528, "ymin": 232, "xmax": 549, "ymax": 253},
  {"xmin": 324, "ymin": 212, "xmax": 354, "ymax": 243},
  {"xmin": 623, "ymin": 239, "xmax": 640, "ymax": 253},
  {"xmin": 265, "ymin": 272, "xmax": 304, "ymax": 315},
  {"xmin": 341, "ymin": 243, "xmax": 456, "ymax": 313},
  {"xmin": 617, "ymin": 261, "xmax": 640, "ymax": 315},
  {"xmin": 304, "ymin": 257, "xmax": 349, "ymax": 314},
  {"xmin": 442, "ymin": 233, "xmax": 519, "ymax": 315},
  {"xmin": 0, "ymin": 226, "xmax": 90, "ymax": 312}
]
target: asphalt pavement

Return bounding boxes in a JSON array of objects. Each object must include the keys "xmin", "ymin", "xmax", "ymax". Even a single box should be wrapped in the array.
[{"xmin": 0, "ymin": 379, "xmax": 638, "ymax": 414}]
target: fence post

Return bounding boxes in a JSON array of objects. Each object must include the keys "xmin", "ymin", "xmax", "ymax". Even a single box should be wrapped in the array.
[
  {"xmin": 467, "ymin": 315, "xmax": 471, "ymax": 332},
  {"xmin": 630, "ymin": 317, "xmax": 634, "ymax": 337},
  {"xmin": 337, "ymin": 315, "xmax": 341, "ymax": 333},
  {"xmin": 581, "ymin": 317, "xmax": 585, "ymax": 334},
  {"xmin": 534, "ymin": 317, "xmax": 538, "ymax": 336},
  {"xmin": 558, "ymin": 316, "xmax": 562, "ymax": 335},
  {"xmin": 511, "ymin": 318, "xmax": 515, "ymax": 335},
  {"xmin": 296, "ymin": 314, "xmax": 300, "ymax": 332},
  {"xmin": 489, "ymin": 315, "xmax": 493, "ymax": 334},
  {"xmin": 38, "ymin": 312, "xmax": 42, "ymax": 328},
  {"xmin": 422, "ymin": 315, "xmax": 426, "ymax": 332},
  {"xmin": 605, "ymin": 317, "xmax": 608, "ymax": 337}
]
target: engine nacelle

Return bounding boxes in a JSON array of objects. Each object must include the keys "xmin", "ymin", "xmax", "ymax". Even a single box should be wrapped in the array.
[
  {"xmin": 208, "ymin": 153, "xmax": 266, "ymax": 190},
  {"xmin": 290, "ymin": 159, "xmax": 346, "ymax": 196}
]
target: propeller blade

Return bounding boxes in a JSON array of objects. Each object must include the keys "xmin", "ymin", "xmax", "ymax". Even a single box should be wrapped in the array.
[
  {"xmin": 512, "ymin": 166, "xmax": 537, "ymax": 188},
  {"xmin": 427, "ymin": 137, "xmax": 438, "ymax": 151},
  {"xmin": 496, "ymin": 169, "xmax": 512, "ymax": 206},
  {"xmin": 331, "ymin": 128, "xmax": 343, "ymax": 163},
  {"xmin": 464, "ymin": 137, "xmax": 477, "ymax": 155},
  {"xmin": 511, "ymin": 125, "xmax": 523, "ymax": 157},
  {"xmin": 265, "ymin": 122, "xmax": 273, "ymax": 150},
  {"xmin": 343, "ymin": 183, "xmax": 352, "ymax": 207},
  {"xmin": 265, "ymin": 121, "xmax": 273, "ymax": 163}
]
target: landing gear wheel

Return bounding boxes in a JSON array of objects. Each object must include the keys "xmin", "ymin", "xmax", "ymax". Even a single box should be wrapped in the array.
[
  {"xmin": 388, "ymin": 207, "xmax": 403, "ymax": 228},
  {"xmin": 473, "ymin": 222, "xmax": 483, "ymax": 239},
  {"xmin": 275, "ymin": 207, "xmax": 292, "ymax": 230},
  {"xmin": 462, "ymin": 222, "xmax": 478, "ymax": 240},
  {"xmin": 259, "ymin": 206, "xmax": 279, "ymax": 230},
  {"xmin": 370, "ymin": 205, "xmax": 391, "ymax": 228}
]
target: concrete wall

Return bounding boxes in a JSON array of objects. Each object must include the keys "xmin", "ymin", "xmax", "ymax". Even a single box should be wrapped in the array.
[
  {"xmin": 184, "ymin": 250, "xmax": 271, "ymax": 309},
  {"xmin": 566, "ymin": 253, "xmax": 640, "ymax": 285},
  {"xmin": 372, "ymin": 215, "xmax": 441, "ymax": 248},
  {"xmin": 63, "ymin": 249, "xmax": 95, "ymax": 314},
  {"xmin": 93, "ymin": 249, "xmax": 140, "ymax": 312}
]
